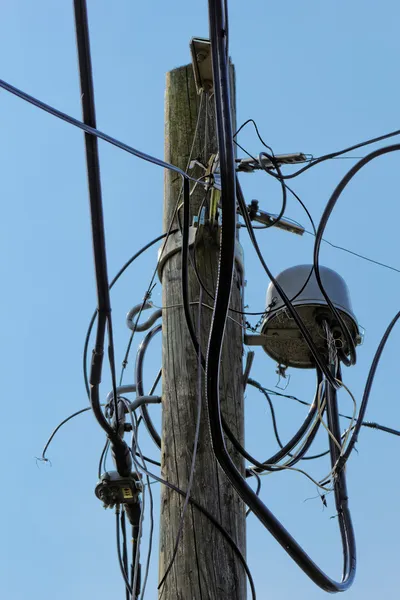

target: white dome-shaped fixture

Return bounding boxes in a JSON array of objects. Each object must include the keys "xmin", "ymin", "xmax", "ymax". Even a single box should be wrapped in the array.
[{"xmin": 260, "ymin": 265, "xmax": 360, "ymax": 369}]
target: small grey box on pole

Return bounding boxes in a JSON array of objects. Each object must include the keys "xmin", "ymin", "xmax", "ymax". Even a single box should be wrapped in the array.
[{"xmin": 158, "ymin": 59, "xmax": 247, "ymax": 599}]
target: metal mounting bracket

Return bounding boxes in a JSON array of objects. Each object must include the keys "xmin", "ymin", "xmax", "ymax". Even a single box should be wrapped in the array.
[
  {"xmin": 190, "ymin": 37, "xmax": 213, "ymax": 94},
  {"xmin": 244, "ymin": 329, "xmax": 302, "ymax": 347}
]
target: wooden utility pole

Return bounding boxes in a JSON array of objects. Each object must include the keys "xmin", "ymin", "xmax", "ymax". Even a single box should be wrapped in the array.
[{"xmin": 159, "ymin": 60, "xmax": 247, "ymax": 599}]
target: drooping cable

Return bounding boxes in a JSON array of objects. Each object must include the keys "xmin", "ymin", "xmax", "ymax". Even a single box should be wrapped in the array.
[
  {"xmin": 39, "ymin": 406, "xmax": 95, "ymax": 463},
  {"xmin": 135, "ymin": 326, "xmax": 162, "ymax": 449},
  {"xmin": 83, "ymin": 231, "xmax": 175, "ymax": 398},
  {"xmin": 313, "ymin": 144, "xmax": 400, "ymax": 368},
  {"xmin": 247, "ymin": 377, "xmax": 326, "ymax": 468},
  {"xmin": 262, "ymin": 383, "xmax": 329, "ymax": 462},
  {"xmin": 251, "ymin": 381, "xmax": 284, "ymax": 447},
  {"xmin": 174, "ymin": 4, "xmax": 337, "ymax": 479},
  {"xmin": 258, "ymin": 152, "xmax": 287, "ymax": 228},
  {"xmin": 247, "ymin": 371, "xmax": 324, "ymax": 475},
  {"xmin": 203, "ymin": 0, "xmax": 356, "ymax": 591},
  {"xmin": 178, "ymin": 96, "xmax": 287, "ymax": 471},
  {"xmin": 234, "ymin": 118, "xmax": 274, "ymax": 154},
  {"xmin": 94, "ymin": 280, "xmax": 326, "ymax": 476},
  {"xmin": 0, "ymin": 79, "xmax": 205, "ymax": 186}
]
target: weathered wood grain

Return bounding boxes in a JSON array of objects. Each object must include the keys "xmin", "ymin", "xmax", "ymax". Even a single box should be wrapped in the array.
[{"xmin": 159, "ymin": 64, "xmax": 246, "ymax": 600}]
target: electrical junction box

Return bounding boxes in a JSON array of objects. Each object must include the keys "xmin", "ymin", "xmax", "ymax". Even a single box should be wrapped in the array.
[
  {"xmin": 95, "ymin": 471, "xmax": 141, "ymax": 509},
  {"xmin": 259, "ymin": 265, "xmax": 360, "ymax": 369}
]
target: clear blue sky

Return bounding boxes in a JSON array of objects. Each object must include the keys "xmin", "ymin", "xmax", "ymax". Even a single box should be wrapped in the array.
[{"xmin": 1, "ymin": 1, "xmax": 400, "ymax": 598}]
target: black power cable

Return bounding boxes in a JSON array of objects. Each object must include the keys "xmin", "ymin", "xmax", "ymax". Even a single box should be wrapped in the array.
[
  {"xmin": 325, "ymin": 364, "xmax": 356, "ymax": 586},
  {"xmin": 363, "ymin": 422, "xmax": 400, "ymax": 437},
  {"xmin": 73, "ymin": 0, "xmax": 118, "ymax": 425},
  {"xmin": 37, "ymin": 403, "xmax": 160, "ymax": 474},
  {"xmin": 246, "ymin": 371, "xmax": 323, "ymax": 474},
  {"xmin": 124, "ymin": 387, "xmax": 255, "ymax": 598},
  {"xmin": 248, "ymin": 377, "xmax": 400, "ymax": 460},
  {"xmin": 116, "ymin": 507, "xmax": 133, "ymax": 597},
  {"xmin": 121, "ymin": 509, "xmax": 130, "ymax": 600},
  {"xmin": 94, "ymin": 270, "xmax": 328, "ymax": 477},
  {"xmin": 204, "ymin": 0, "xmax": 356, "ymax": 592},
  {"xmin": 73, "ymin": 0, "xmax": 136, "ymax": 480},
  {"xmin": 83, "ymin": 231, "xmax": 176, "ymax": 399},
  {"xmin": 314, "ymin": 144, "xmax": 400, "ymax": 370},
  {"xmin": 174, "ymin": 3, "xmax": 336, "ymax": 480},
  {"xmin": 0, "ymin": 78, "xmax": 203, "ymax": 186},
  {"xmin": 180, "ymin": 146, "xmax": 266, "ymax": 468},
  {"xmin": 128, "ymin": 314, "xmax": 325, "ymax": 475},
  {"xmin": 135, "ymin": 325, "xmax": 162, "ymax": 449},
  {"xmin": 339, "ymin": 308, "xmax": 400, "ymax": 470},
  {"xmin": 2, "ymin": 67, "xmax": 397, "ymax": 193},
  {"xmin": 39, "ymin": 406, "xmax": 95, "ymax": 463},
  {"xmin": 247, "ymin": 376, "xmax": 327, "ymax": 468},
  {"xmin": 234, "ymin": 118, "xmax": 274, "ymax": 154},
  {"xmin": 180, "ymin": 176, "xmax": 295, "ymax": 472}
]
